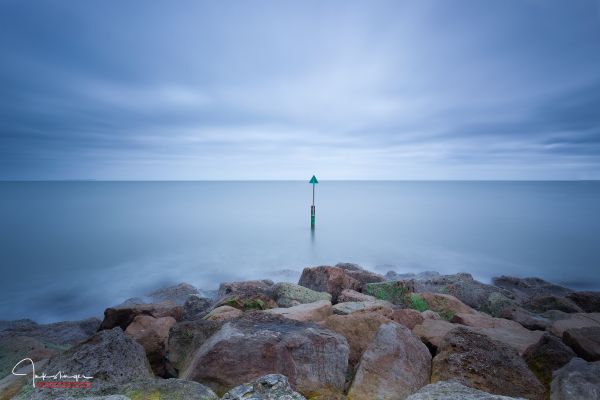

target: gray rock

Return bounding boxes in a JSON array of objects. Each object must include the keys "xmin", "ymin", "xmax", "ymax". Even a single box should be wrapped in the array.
[
  {"xmin": 524, "ymin": 294, "xmax": 583, "ymax": 314},
  {"xmin": 183, "ymin": 294, "xmax": 212, "ymax": 319},
  {"xmin": 272, "ymin": 282, "xmax": 331, "ymax": 307},
  {"xmin": 492, "ymin": 276, "xmax": 572, "ymax": 302},
  {"xmin": 182, "ymin": 312, "xmax": 349, "ymax": 397},
  {"xmin": 551, "ymin": 358, "xmax": 600, "ymax": 400},
  {"xmin": 122, "ymin": 378, "xmax": 218, "ymax": 399},
  {"xmin": 218, "ymin": 280, "xmax": 274, "ymax": 298},
  {"xmin": 337, "ymin": 289, "xmax": 377, "ymax": 303},
  {"xmin": 348, "ymin": 322, "xmax": 431, "ymax": 400},
  {"xmin": 0, "ymin": 317, "xmax": 101, "ymax": 346},
  {"xmin": 166, "ymin": 319, "xmax": 223, "ymax": 376},
  {"xmin": 385, "ymin": 271, "xmax": 441, "ymax": 281},
  {"xmin": 147, "ymin": 283, "xmax": 201, "ymax": 305},
  {"xmin": 221, "ymin": 374, "xmax": 306, "ymax": 400},
  {"xmin": 563, "ymin": 326, "xmax": 600, "ymax": 361},
  {"xmin": 523, "ymin": 333, "xmax": 576, "ymax": 390},
  {"xmin": 567, "ymin": 291, "xmax": 600, "ymax": 313},
  {"xmin": 406, "ymin": 381, "xmax": 526, "ymax": 399},
  {"xmin": 332, "ymin": 300, "xmax": 393, "ymax": 315},
  {"xmin": 334, "ymin": 262, "xmax": 364, "ymax": 271}
]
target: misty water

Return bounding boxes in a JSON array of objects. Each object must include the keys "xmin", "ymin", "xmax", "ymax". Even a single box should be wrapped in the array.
[{"xmin": 1, "ymin": 180, "xmax": 599, "ymax": 323}]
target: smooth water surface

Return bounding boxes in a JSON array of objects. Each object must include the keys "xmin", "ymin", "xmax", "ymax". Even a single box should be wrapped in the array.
[{"xmin": 1, "ymin": 181, "xmax": 599, "ymax": 322}]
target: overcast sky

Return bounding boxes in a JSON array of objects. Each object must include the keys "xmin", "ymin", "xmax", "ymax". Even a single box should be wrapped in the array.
[{"xmin": 1, "ymin": 0, "xmax": 599, "ymax": 180}]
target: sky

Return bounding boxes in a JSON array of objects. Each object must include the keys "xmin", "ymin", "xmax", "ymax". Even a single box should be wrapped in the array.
[{"xmin": 1, "ymin": 0, "xmax": 600, "ymax": 180}]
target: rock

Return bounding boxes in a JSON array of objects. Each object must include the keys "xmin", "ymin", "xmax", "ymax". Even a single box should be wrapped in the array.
[
  {"xmin": 432, "ymin": 327, "xmax": 545, "ymax": 400},
  {"xmin": 482, "ymin": 292, "xmax": 519, "ymax": 317},
  {"xmin": 550, "ymin": 357, "xmax": 600, "ymax": 399},
  {"xmin": 347, "ymin": 322, "xmax": 431, "ymax": 400},
  {"xmin": 183, "ymin": 294, "xmax": 212, "ymax": 319},
  {"xmin": 272, "ymin": 282, "xmax": 332, "ymax": 307},
  {"xmin": 0, "ymin": 319, "xmax": 38, "ymax": 332},
  {"xmin": 0, "ymin": 336, "xmax": 57, "ymax": 379},
  {"xmin": 389, "ymin": 308, "xmax": 424, "ymax": 329},
  {"xmin": 385, "ymin": 270, "xmax": 441, "ymax": 282},
  {"xmin": 523, "ymin": 333, "xmax": 576, "ymax": 390},
  {"xmin": 122, "ymin": 378, "xmax": 218, "ymax": 400},
  {"xmin": 0, "ymin": 317, "xmax": 101, "ymax": 346},
  {"xmin": 492, "ymin": 276, "xmax": 572, "ymax": 302},
  {"xmin": 563, "ymin": 326, "xmax": 600, "ymax": 361},
  {"xmin": 265, "ymin": 300, "xmax": 332, "ymax": 322},
  {"xmin": 332, "ymin": 300, "xmax": 394, "ymax": 316},
  {"xmin": 567, "ymin": 291, "xmax": 600, "ymax": 313},
  {"xmin": 166, "ymin": 319, "xmax": 223, "ymax": 377},
  {"xmin": 124, "ymin": 315, "xmax": 176, "ymax": 376},
  {"xmin": 416, "ymin": 273, "xmax": 514, "ymax": 311},
  {"xmin": 218, "ymin": 279, "xmax": 274, "ymax": 298},
  {"xmin": 337, "ymin": 289, "xmax": 376, "ymax": 303},
  {"xmin": 0, "ymin": 358, "xmax": 49, "ymax": 400},
  {"xmin": 182, "ymin": 312, "xmax": 349, "ymax": 397},
  {"xmin": 549, "ymin": 312, "xmax": 600, "ymax": 337},
  {"xmin": 335, "ymin": 262, "xmax": 364, "ymax": 271},
  {"xmin": 298, "ymin": 266, "xmax": 362, "ymax": 302},
  {"xmin": 406, "ymin": 380, "xmax": 526, "ymax": 399},
  {"xmin": 38, "ymin": 327, "xmax": 152, "ymax": 397},
  {"xmin": 322, "ymin": 311, "xmax": 391, "ymax": 371},
  {"xmin": 417, "ymin": 293, "xmax": 476, "ymax": 319},
  {"xmin": 524, "ymin": 294, "xmax": 583, "ymax": 314},
  {"xmin": 147, "ymin": 282, "xmax": 200, "ymax": 305},
  {"xmin": 221, "ymin": 374, "xmax": 306, "ymax": 400},
  {"xmin": 99, "ymin": 302, "xmax": 183, "ymax": 331},
  {"xmin": 422, "ymin": 310, "xmax": 442, "ymax": 320},
  {"xmin": 364, "ymin": 280, "xmax": 415, "ymax": 306},
  {"xmin": 344, "ymin": 269, "xmax": 386, "ymax": 287},
  {"xmin": 202, "ymin": 306, "xmax": 243, "ymax": 322},
  {"xmin": 412, "ymin": 319, "xmax": 456, "ymax": 353},
  {"xmin": 213, "ymin": 293, "xmax": 278, "ymax": 311},
  {"xmin": 500, "ymin": 307, "xmax": 550, "ymax": 331},
  {"xmin": 451, "ymin": 312, "xmax": 544, "ymax": 355}
]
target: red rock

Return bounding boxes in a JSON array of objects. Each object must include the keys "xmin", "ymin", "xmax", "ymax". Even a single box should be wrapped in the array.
[{"xmin": 125, "ymin": 315, "xmax": 176, "ymax": 376}]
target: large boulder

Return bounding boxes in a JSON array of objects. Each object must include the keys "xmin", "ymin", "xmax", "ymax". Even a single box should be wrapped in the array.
[
  {"xmin": 347, "ymin": 322, "xmax": 431, "ymax": 400},
  {"xmin": 124, "ymin": 315, "xmax": 176, "ymax": 377},
  {"xmin": 265, "ymin": 300, "xmax": 332, "ymax": 323},
  {"xmin": 322, "ymin": 311, "xmax": 391, "ymax": 371},
  {"xmin": 181, "ymin": 312, "xmax": 349, "ymax": 397},
  {"xmin": 523, "ymin": 333, "xmax": 576, "ymax": 390},
  {"xmin": 417, "ymin": 293, "xmax": 476, "ymax": 318},
  {"xmin": 523, "ymin": 294, "xmax": 583, "ymax": 314},
  {"xmin": 212, "ymin": 292, "xmax": 278, "ymax": 311},
  {"xmin": 562, "ymin": 326, "xmax": 600, "ymax": 361},
  {"xmin": 492, "ymin": 276, "xmax": 572, "ymax": 302},
  {"xmin": 183, "ymin": 294, "xmax": 212, "ymax": 320},
  {"xmin": 550, "ymin": 358, "xmax": 600, "ymax": 400},
  {"xmin": 272, "ymin": 282, "xmax": 332, "ymax": 307},
  {"xmin": 389, "ymin": 308, "xmax": 424, "ymax": 330},
  {"xmin": 406, "ymin": 381, "xmax": 526, "ymax": 399},
  {"xmin": 0, "ymin": 317, "xmax": 100, "ymax": 346},
  {"xmin": 165, "ymin": 319, "xmax": 223, "ymax": 377},
  {"xmin": 451, "ymin": 312, "xmax": 544, "ymax": 355},
  {"xmin": 218, "ymin": 279, "xmax": 274, "ymax": 298},
  {"xmin": 431, "ymin": 327, "xmax": 545, "ymax": 400},
  {"xmin": 99, "ymin": 302, "xmax": 183, "ymax": 331},
  {"xmin": 500, "ymin": 306, "xmax": 550, "ymax": 331},
  {"xmin": 147, "ymin": 283, "xmax": 201, "ymax": 305},
  {"xmin": 549, "ymin": 312, "xmax": 600, "ymax": 337},
  {"xmin": 298, "ymin": 266, "xmax": 362, "ymax": 302},
  {"xmin": 337, "ymin": 289, "xmax": 376, "ymax": 303},
  {"xmin": 566, "ymin": 291, "xmax": 600, "ymax": 313},
  {"xmin": 121, "ymin": 378, "xmax": 218, "ymax": 400},
  {"xmin": 202, "ymin": 306, "xmax": 243, "ymax": 322},
  {"xmin": 364, "ymin": 281, "xmax": 415, "ymax": 306},
  {"xmin": 412, "ymin": 319, "xmax": 456, "ymax": 353},
  {"xmin": 221, "ymin": 374, "xmax": 306, "ymax": 400},
  {"xmin": 332, "ymin": 300, "xmax": 394, "ymax": 316}
]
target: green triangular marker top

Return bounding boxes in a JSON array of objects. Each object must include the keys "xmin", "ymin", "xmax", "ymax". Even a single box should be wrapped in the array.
[{"xmin": 309, "ymin": 175, "xmax": 318, "ymax": 184}]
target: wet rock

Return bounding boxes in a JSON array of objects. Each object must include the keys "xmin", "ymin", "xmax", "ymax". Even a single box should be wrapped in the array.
[
  {"xmin": 272, "ymin": 282, "xmax": 331, "ymax": 307},
  {"xmin": 166, "ymin": 319, "xmax": 223, "ymax": 377},
  {"xmin": 332, "ymin": 300, "xmax": 394, "ymax": 316},
  {"xmin": 549, "ymin": 312, "xmax": 600, "ymax": 337},
  {"xmin": 221, "ymin": 374, "xmax": 306, "ymax": 400},
  {"xmin": 202, "ymin": 306, "xmax": 243, "ymax": 322},
  {"xmin": 431, "ymin": 327, "xmax": 545, "ymax": 400},
  {"xmin": 99, "ymin": 302, "xmax": 183, "ymax": 331},
  {"xmin": 566, "ymin": 291, "xmax": 600, "ymax": 313},
  {"xmin": 364, "ymin": 280, "xmax": 415, "ymax": 306},
  {"xmin": 322, "ymin": 311, "xmax": 390, "ymax": 371},
  {"xmin": 492, "ymin": 276, "xmax": 572, "ymax": 302},
  {"xmin": 550, "ymin": 357, "xmax": 600, "ymax": 400},
  {"xmin": 124, "ymin": 315, "xmax": 176, "ymax": 377},
  {"xmin": 523, "ymin": 333, "xmax": 576, "ymax": 390},
  {"xmin": 298, "ymin": 266, "xmax": 362, "ymax": 302},
  {"xmin": 563, "ymin": 326, "xmax": 600, "ymax": 361},
  {"xmin": 147, "ymin": 282, "xmax": 200, "ymax": 305},
  {"xmin": 347, "ymin": 322, "xmax": 431, "ymax": 400},
  {"xmin": 212, "ymin": 293, "xmax": 278, "ymax": 311},
  {"xmin": 406, "ymin": 380, "xmax": 526, "ymax": 399},
  {"xmin": 182, "ymin": 312, "xmax": 348, "ymax": 397},
  {"xmin": 337, "ymin": 289, "xmax": 376, "ymax": 303},
  {"xmin": 524, "ymin": 294, "xmax": 583, "ymax": 314},
  {"xmin": 122, "ymin": 378, "xmax": 218, "ymax": 399},
  {"xmin": 451, "ymin": 312, "xmax": 544, "ymax": 355},
  {"xmin": 265, "ymin": 300, "xmax": 332, "ymax": 323}
]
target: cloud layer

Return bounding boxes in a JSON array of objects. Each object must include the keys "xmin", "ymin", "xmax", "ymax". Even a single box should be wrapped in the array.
[{"xmin": 1, "ymin": 0, "xmax": 600, "ymax": 179}]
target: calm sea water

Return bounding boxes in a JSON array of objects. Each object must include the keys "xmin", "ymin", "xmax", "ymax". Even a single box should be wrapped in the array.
[{"xmin": 1, "ymin": 181, "xmax": 599, "ymax": 323}]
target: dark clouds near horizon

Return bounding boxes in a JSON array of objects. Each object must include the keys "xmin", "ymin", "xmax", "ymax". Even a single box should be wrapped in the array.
[{"xmin": 1, "ymin": 0, "xmax": 600, "ymax": 180}]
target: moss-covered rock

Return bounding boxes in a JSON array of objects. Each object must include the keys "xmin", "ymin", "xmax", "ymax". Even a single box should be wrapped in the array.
[
  {"xmin": 364, "ymin": 281, "xmax": 415, "ymax": 306},
  {"xmin": 272, "ymin": 283, "xmax": 331, "ymax": 307}
]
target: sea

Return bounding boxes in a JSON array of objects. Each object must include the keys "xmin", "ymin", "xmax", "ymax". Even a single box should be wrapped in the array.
[{"xmin": 1, "ymin": 180, "xmax": 599, "ymax": 323}]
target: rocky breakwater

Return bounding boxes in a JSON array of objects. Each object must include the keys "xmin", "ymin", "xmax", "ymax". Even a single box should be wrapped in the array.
[{"xmin": 2, "ymin": 264, "xmax": 600, "ymax": 400}]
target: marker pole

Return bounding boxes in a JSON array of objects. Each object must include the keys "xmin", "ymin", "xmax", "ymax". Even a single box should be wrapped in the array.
[{"xmin": 311, "ymin": 184, "xmax": 316, "ymax": 229}]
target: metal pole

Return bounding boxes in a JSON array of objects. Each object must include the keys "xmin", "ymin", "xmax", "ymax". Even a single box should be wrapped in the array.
[{"xmin": 311, "ymin": 184, "xmax": 315, "ymax": 229}]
